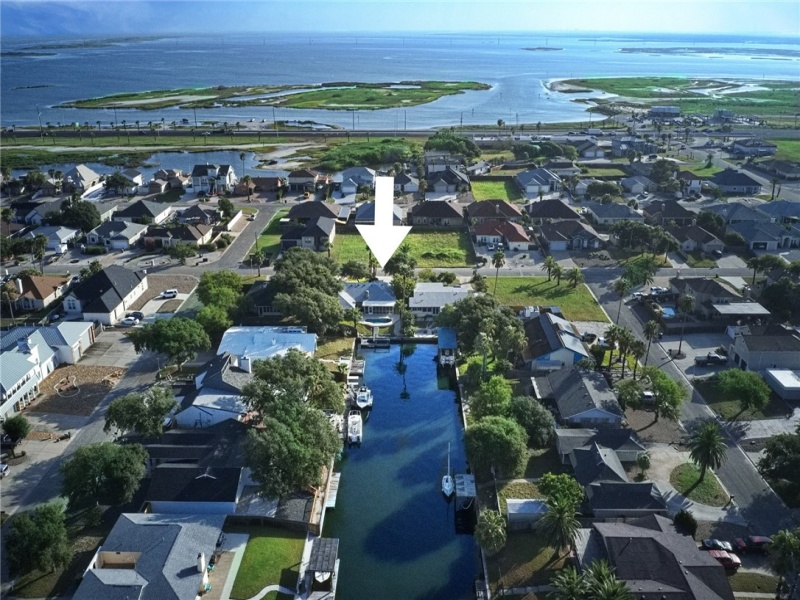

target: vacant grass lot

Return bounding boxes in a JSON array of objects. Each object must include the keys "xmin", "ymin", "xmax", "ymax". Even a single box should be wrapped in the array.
[
  {"xmin": 227, "ymin": 525, "xmax": 305, "ymax": 600},
  {"xmin": 331, "ymin": 231, "xmax": 475, "ymax": 267},
  {"xmin": 492, "ymin": 277, "xmax": 607, "ymax": 321},
  {"xmin": 680, "ymin": 163, "xmax": 724, "ymax": 177},
  {"xmin": 582, "ymin": 167, "xmax": 628, "ymax": 178},
  {"xmin": 471, "ymin": 180, "xmax": 523, "ymax": 202},
  {"xmin": 772, "ymin": 139, "xmax": 800, "ymax": 163},
  {"xmin": 487, "ymin": 532, "xmax": 570, "ymax": 593},
  {"xmin": 316, "ymin": 337, "xmax": 355, "ymax": 361},
  {"xmin": 684, "ymin": 251, "xmax": 717, "ymax": 268},
  {"xmin": 694, "ymin": 377, "xmax": 789, "ymax": 420},
  {"xmin": 255, "ymin": 208, "xmax": 290, "ymax": 256},
  {"xmin": 670, "ymin": 463, "xmax": 729, "ymax": 507}
]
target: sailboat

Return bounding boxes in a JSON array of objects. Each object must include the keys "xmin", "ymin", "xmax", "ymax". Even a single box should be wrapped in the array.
[{"xmin": 442, "ymin": 443, "xmax": 454, "ymax": 497}]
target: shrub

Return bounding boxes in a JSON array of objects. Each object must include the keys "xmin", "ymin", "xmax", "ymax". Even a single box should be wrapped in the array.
[
  {"xmin": 200, "ymin": 243, "xmax": 217, "ymax": 252},
  {"xmin": 674, "ymin": 509, "xmax": 698, "ymax": 538},
  {"xmin": 215, "ymin": 238, "xmax": 229, "ymax": 249},
  {"xmin": 83, "ymin": 245, "xmax": 106, "ymax": 255}
]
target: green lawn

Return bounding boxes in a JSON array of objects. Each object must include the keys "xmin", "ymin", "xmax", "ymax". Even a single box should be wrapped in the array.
[
  {"xmin": 680, "ymin": 163, "xmax": 724, "ymax": 177},
  {"xmin": 497, "ymin": 481, "xmax": 543, "ymax": 515},
  {"xmin": 254, "ymin": 208, "xmax": 290, "ymax": 255},
  {"xmin": 331, "ymin": 231, "xmax": 475, "ymax": 268},
  {"xmin": 227, "ymin": 526, "xmax": 305, "ymax": 600},
  {"xmin": 487, "ymin": 532, "xmax": 570, "ymax": 593},
  {"xmin": 471, "ymin": 180, "xmax": 523, "ymax": 202},
  {"xmin": 773, "ymin": 139, "xmax": 800, "ymax": 163},
  {"xmin": 694, "ymin": 377, "xmax": 789, "ymax": 420},
  {"xmin": 669, "ymin": 463, "xmax": 729, "ymax": 507},
  {"xmin": 523, "ymin": 447, "xmax": 570, "ymax": 479},
  {"xmin": 684, "ymin": 251, "xmax": 717, "ymax": 268},
  {"xmin": 492, "ymin": 277, "xmax": 608, "ymax": 322},
  {"xmin": 316, "ymin": 336, "xmax": 355, "ymax": 361},
  {"xmin": 605, "ymin": 249, "xmax": 671, "ymax": 267},
  {"xmin": 727, "ymin": 572, "xmax": 780, "ymax": 594},
  {"xmin": 582, "ymin": 167, "xmax": 628, "ymax": 178}
]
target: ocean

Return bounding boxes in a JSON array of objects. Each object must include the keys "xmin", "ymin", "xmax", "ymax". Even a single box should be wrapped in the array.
[{"xmin": 1, "ymin": 32, "xmax": 798, "ymax": 130}]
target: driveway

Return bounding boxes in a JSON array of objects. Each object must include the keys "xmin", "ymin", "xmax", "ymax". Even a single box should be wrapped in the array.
[
  {"xmin": 716, "ymin": 254, "xmax": 747, "ymax": 269},
  {"xmin": 548, "ymin": 250, "xmax": 577, "ymax": 269},
  {"xmin": 80, "ymin": 330, "xmax": 141, "ymax": 368},
  {"xmin": 658, "ymin": 332, "xmax": 732, "ymax": 377}
]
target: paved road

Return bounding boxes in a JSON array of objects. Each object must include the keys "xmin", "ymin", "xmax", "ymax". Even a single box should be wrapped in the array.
[{"xmin": 588, "ymin": 278, "xmax": 797, "ymax": 535}]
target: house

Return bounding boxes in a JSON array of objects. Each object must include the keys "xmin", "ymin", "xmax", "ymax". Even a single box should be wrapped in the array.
[
  {"xmin": 175, "ymin": 352, "xmax": 252, "ymax": 428},
  {"xmin": 1, "ymin": 322, "xmax": 95, "ymax": 366},
  {"xmin": 287, "ymin": 169, "xmax": 322, "ymax": 192},
  {"xmin": 86, "ymin": 220, "xmax": 148, "ymax": 250},
  {"xmin": 543, "ymin": 159, "xmax": 581, "ymax": 178},
  {"xmin": 73, "ymin": 513, "xmax": 225, "ymax": 600},
  {"xmin": 765, "ymin": 369, "xmax": 800, "ymax": 401},
  {"xmin": 533, "ymin": 368, "xmax": 624, "ymax": 428},
  {"xmin": 0, "ymin": 332, "xmax": 57, "ymax": 419},
  {"xmin": 582, "ymin": 202, "xmax": 644, "ymax": 226},
  {"xmin": 676, "ymin": 170, "xmax": 703, "ymax": 195},
  {"xmin": 621, "ymin": 175, "xmax": 656, "ymax": 195},
  {"xmin": 138, "ymin": 420, "xmax": 249, "ymax": 471},
  {"xmin": 146, "ymin": 224, "xmax": 214, "ymax": 248},
  {"xmin": 733, "ymin": 139, "xmax": 777, "ymax": 157},
  {"xmin": 507, "ymin": 499, "xmax": 549, "ymax": 530},
  {"xmin": 249, "ymin": 176, "xmax": 286, "ymax": 193},
  {"xmin": 759, "ymin": 160, "xmax": 800, "ymax": 181},
  {"xmin": 668, "ymin": 225, "xmax": 725, "ymax": 255},
  {"xmin": 23, "ymin": 225, "xmax": 79, "ymax": 253},
  {"xmin": 25, "ymin": 199, "xmax": 64, "ymax": 226},
  {"xmin": 473, "ymin": 221, "xmax": 531, "ymax": 251},
  {"xmin": 756, "ymin": 200, "xmax": 800, "ymax": 223},
  {"xmin": 409, "ymin": 282, "xmax": 472, "ymax": 317},
  {"xmin": 62, "ymin": 265, "xmax": 148, "ymax": 325},
  {"xmin": 354, "ymin": 201, "xmax": 404, "ymax": 225},
  {"xmin": 62, "ymin": 164, "xmax": 102, "ymax": 196},
  {"xmin": 218, "ymin": 326, "xmax": 317, "ymax": 362},
  {"xmin": 465, "ymin": 199, "xmax": 523, "ymax": 224},
  {"xmin": 409, "ymin": 201, "xmax": 463, "ymax": 229},
  {"xmin": 96, "ymin": 202, "xmax": 123, "ymax": 223},
  {"xmin": 577, "ymin": 515, "xmax": 735, "ymax": 600},
  {"xmin": 670, "ymin": 277, "xmax": 741, "ymax": 317},
  {"xmin": 145, "ymin": 464, "xmax": 243, "ymax": 514},
  {"xmin": 516, "ymin": 168, "xmax": 562, "ymax": 196},
  {"xmin": 113, "ymin": 199, "xmax": 172, "ymax": 225},
  {"xmin": 728, "ymin": 221, "xmax": 800, "ymax": 251},
  {"xmin": 148, "ymin": 178, "xmax": 168, "ymax": 195},
  {"xmin": 191, "ymin": 164, "xmax": 237, "ymax": 193},
  {"xmin": 285, "ymin": 201, "xmax": 340, "ymax": 226},
  {"xmin": 120, "ymin": 168, "xmax": 144, "ymax": 194},
  {"xmin": 280, "ymin": 216, "xmax": 336, "ymax": 252},
  {"xmin": 574, "ymin": 178, "xmax": 602, "ymax": 199},
  {"xmin": 525, "ymin": 199, "xmax": 580, "ymax": 223},
  {"xmin": 466, "ymin": 160, "xmax": 491, "ymax": 176},
  {"xmin": 611, "ymin": 136, "xmax": 659, "ymax": 158},
  {"xmin": 437, "ymin": 327, "xmax": 457, "ymax": 366},
  {"xmin": 704, "ymin": 201, "xmax": 770, "ymax": 225},
  {"xmin": 649, "ymin": 105, "xmax": 681, "ymax": 118},
  {"xmin": 244, "ymin": 280, "xmax": 282, "ymax": 318},
  {"xmin": 538, "ymin": 220, "xmax": 602, "ymax": 251},
  {"xmin": 426, "ymin": 154, "xmax": 464, "ymax": 174},
  {"xmin": 6, "ymin": 275, "xmax": 69, "ymax": 311},
  {"xmin": 393, "ymin": 172, "xmax": 420, "ymax": 194},
  {"xmin": 574, "ymin": 141, "xmax": 606, "ymax": 159},
  {"xmin": 428, "ymin": 167, "xmax": 470, "ymax": 193},
  {"xmin": 522, "ymin": 311, "xmax": 589, "ymax": 370},
  {"xmin": 178, "ymin": 204, "xmax": 220, "ymax": 226},
  {"xmin": 643, "ymin": 200, "xmax": 695, "ymax": 226},
  {"xmin": 338, "ymin": 166, "xmax": 376, "ymax": 196},
  {"xmin": 709, "ymin": 169, "xmax": 763, "ymax": 195},
  {"xmin": 339, "ymin": 281, "xmax": 396, "ymax": 317},
  {"xmin": 555, "ymin": 428, "xmax": 645, "ymax": 464},
  {"xmin": 729, "ymin": 324, "xmax": 800, "ymax": 372}
]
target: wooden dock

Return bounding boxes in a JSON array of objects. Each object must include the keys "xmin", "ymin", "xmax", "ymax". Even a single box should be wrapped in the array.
[
  {"xmin": 325, "ymin": 473, "xmax": 342, "ymax": 509},
  {"xmin": 350, "ymin": 360, "xmax": 365, "ymax": 375}
]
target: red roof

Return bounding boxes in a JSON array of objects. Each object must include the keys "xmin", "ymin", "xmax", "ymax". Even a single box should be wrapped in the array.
[{"xmin": 474, "ymin": 220, "xmax": 529, "ymax": 242}]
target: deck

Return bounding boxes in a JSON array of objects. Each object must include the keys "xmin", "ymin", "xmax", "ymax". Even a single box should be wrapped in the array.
[
  {"xmin": 325, "ymin": 473, "xmax": 342, "ymax": 509},
  {"xmin": 350, "ymin": 360, "xmax": 365, "ymax": 375}
]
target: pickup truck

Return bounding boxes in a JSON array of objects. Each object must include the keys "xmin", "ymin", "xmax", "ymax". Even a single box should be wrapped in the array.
[{"xmin": 695, "ymin": 353, "xmax": 728, "ymax": 367}]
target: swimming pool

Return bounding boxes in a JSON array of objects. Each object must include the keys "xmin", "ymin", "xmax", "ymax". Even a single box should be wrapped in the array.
[{"xmin": 661, "ymin": 307, "xmax": 676, "ymax": 318}]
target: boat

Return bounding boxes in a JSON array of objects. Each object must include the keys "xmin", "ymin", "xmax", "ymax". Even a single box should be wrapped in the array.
[
  {"xmin": 442, "ymin": 443, "xmax": 454, "ymax": 497},
  {"xmin": 355, "ymin": 385, "xmax": 373, "ymax": 410},
  {"xmin": 347, "ymin": 410, "xmax": 363, "ymax": 446}
]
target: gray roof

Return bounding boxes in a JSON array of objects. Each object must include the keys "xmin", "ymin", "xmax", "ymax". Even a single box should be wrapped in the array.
[
  {"xmin": 287, "ymin": 202, "xmax": 338, "ymax": 220},
  {"xmin": 354, "ymin": 201, "xmax": 404, "ymax": 224},
  {"xmin": 572, "ymin": 442, "xmax": 629, "ymax": 487},
  {"xmin": 197, "ymin": 353, "xmax": 252, "ymax": 394},
  {"xmin": 340, "ymin": 166, "xmax": 376, "ymax": 186},
  {"xmin": 704, "ymin": 202, "xmax": 769, "ymax": 223},
  {"xmin": 69, "ymin": 265, "xmax": 147, "ymax": 315},
  {"xmin": 523, "ymin": 312, "xmax": 588, "ymax": 362},
  {"xmin": 114, "ymin": 200, "xmax": 168, "ymax": 220},
  {"xmin": 587, "ymin": 481, "xmax": 667, "ymax": 512},
  {"xmin": 302, "ymin": 216, "xmax": 335, "ymax": 238},
  {"xmin": 728, "ymin": 221, "xmax": 799, "ymax": 243},
  {"xmin": 537, "ymin": 368, "xmax": 623, "ymax": 421},
  {"xmin": 73, "ymin": 513, "xmax": 225, "ymax": 600},
  {"xmin": 668, "ymin": 225, "xmax": 721, "ymax": 246},
  {"xmin": 24, "ymin": 225, "xmax": 79, "ymax": 243},
  {"xmin": 0, "ymin": 322, "xmax": 92, "ymax": 353},
  {"xmin": 409, "ymin": 282, "xmax": 472, "ymax": 310},
  {"xmin": 556, "ymin": 428, "xmax": 644, "ymax": 458},
  {"xmin": 527, "ymin": 199, "xmax": 581, "ymax": 220},
  {"xmin": 756, "ymin": 200, "xmax": 800, "ymax": 220},
  {"xmin": 308, "ymin": 538, "xmax": 339, "ymax": 573},
  {"xmin": 516, "ymin": 168, "xmax": 561, "ymax": 187},
  {"xmin": 218, "ymin": 326, "xmax": 317, "ymax": 360},
  {"xmin": 711, "ymin": 169, "xmax": 762, "ymax": 187},
  {"xmin": 428, "ymin": 167, "xmax": 470, "ymax": 186},
  {"xmin": 538, "ymin": 220, "xmax": 600, "ymax": 243},
  {"xmin": 339, "ymin": 281, "xmax": 396, "ymax": 309},
  {"xmin": 411, "ymin": 201, "xmax": 463, "ymax": 219},
  {"xmin": 90, "ymin": 220, "xmax": 148, "ymax": 240},
  {"xmin": 740, "ymin": 324, "xmax": 800, "ymax": 352},
  {"xmin": 583, "ymin": 201, "xmax": 643, "ymax": 220}
]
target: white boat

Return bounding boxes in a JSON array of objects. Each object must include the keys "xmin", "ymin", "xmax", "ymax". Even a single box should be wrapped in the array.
[
  {"xmin": 355, "ymin": 385, "xmax": 373, "ymax": 410},
  {"xmin": 442, "ymin": 443, "xmax": 454, "ymax": 497},
  {"xmin": 347, "ymin": 410, "xmax": 363, "ymax": 445}
]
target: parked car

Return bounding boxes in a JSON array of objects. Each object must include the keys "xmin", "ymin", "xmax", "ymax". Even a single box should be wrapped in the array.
[
  {"xmin": 694, "ymin": 352, "xmax": 728, "ymax": 367},
  {"xmin": 732, "ymin": 536, "xmax": 771, "ymax": 554},
  {"xmin": 642, "ymin": 391, "xmax": 655, "ymax": 404},
  {"xmin": 581, "ymin": 332, "xmax": 597, "ymax": 343},
  {"xmin": 1, "ymin": 435, "xmax": 21, "ymax": 451},
  {"xmin": 119, "ymin": 316, "xmax": 139, "ymax": 327},
  {"xmin": 161, "ymin": 289, "xmax": 178, "ymax": 299},
  {"xmin": 707, "ymin": 550, "xmax": 741, "ymax": 571},
  {"xmin": 0, "ymin": 463, "xmax": 8, "ymax": 478},
  {"xmin": 126, "ymin": 311, "xmax": 145, "ymax": 321},
  {"xmin": 702, "ymin": 539, "xmax": 734, "ymax": 552},
  {"xmin": 712, "ymin": 249, "xmax": 723, "ymax": 258}
]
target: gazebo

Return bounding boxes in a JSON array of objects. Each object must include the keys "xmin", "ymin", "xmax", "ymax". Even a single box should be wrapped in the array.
[{"xmin": 305, "ymin": 537, "xmax": 340, "ymax": 599}]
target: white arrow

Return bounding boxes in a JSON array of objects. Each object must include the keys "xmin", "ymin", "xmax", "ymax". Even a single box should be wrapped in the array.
[{"xmin": 357, "ymin": 176, "xmax": 412, "ymax": 268}]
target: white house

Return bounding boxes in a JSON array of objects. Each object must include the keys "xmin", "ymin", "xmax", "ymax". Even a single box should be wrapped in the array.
[
  {"xmin": 339, "ymin": 281, "xmax": 397, "ymax": 317},
  {"xmin": 218, "ymin": 325, "xmax": 317, "ymax": 362},
  {"xmin": 86, "ymin": 220, "xmax": 149, "ymax": 250},
  {"xmin": 621, "ymin": 175, "xmax": 656, "ymax": 195},
  {"xmin": 62, "ymin": 265, "xmax": 148, "ymax": 325},
  {"xmin": 338, "ymin": 166, "xmax": 376, "ymax": 196},
  {"xmin": 24, "ymin": 225, "xmax": 79, "ymax": 253},
  {"xmin": 473, "ymin": 220, "xmax": 530, "ymax": 251},
  {"xmin": 112, "ymin": 200, "xmax": 172, "ymax": 225},
  {"xmin": 394, "ymin": 172, "xmax": 420, "ymax": 194},
  {"xmin": 191, "ymin": 164, "xmax": 237, "ymax": 193},
  {"xmin": 0, "ymin": 333, "xmax": 56, "ymax": 419},
  {"xmin": 63, "ymin": 164, "xmax": 103, "ymax": 197},
  {"xmin": 729, "ymin": 324, "xmax": 800, "ymax": 372},
  {"xmin": 409, "ymin": 282, "xmax": 472, "ymax": 317},
  {"xmin": 1, "ymin": 322, "xmax": 95, "ymax": 366}
]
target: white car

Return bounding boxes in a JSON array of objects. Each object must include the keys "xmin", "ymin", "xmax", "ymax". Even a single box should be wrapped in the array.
[
  {"xmin": 0, "ymin": 463, "xmax": 8, "ymax": 478},
  {"xmin": 161, "ymin": 289, "xmax": 178, "ymax": 299},
  {"xmin": 119, "ymin": 316, "xmax": 139, "ymax": 327}
]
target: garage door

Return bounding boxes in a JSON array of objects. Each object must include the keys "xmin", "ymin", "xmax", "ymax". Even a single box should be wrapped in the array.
[{"xmin": 752, "ymin": 242, "xmax": 768, "ymax": 250}]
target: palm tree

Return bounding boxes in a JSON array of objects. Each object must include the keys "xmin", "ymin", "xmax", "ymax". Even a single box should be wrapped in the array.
[
  {"xmin": 241, "ymin": 175, "xmax": 252, "ymax": 202},
  {"xmin": 552, "ymin": 264, "xmax": 564, "ymax": 286},
  {"xmin": 612, "ymin": 278, "xmax": 630, "ymax": 321},
  {"xmin": 497, "ymin": 119, "xmax": 505, "ymax": 137},
  {"xmin": 617, "ymin": 328, "xmax": 635, "ymax": 379},
  {"xmin": 688, "ymin": 419, "xmax": 727, "ymax": 482},
  {"xmin": 589, "ymin": 576, "xmax": 632, "ymax": 600},
  {"xmin": 549, "ymin": 567, "xmax": 588, "ymax": 600},
  {"xmin": 603, "ymin": 324, "xmax": 622, "ymax": 367},
  {"xmin": 643, "ymin": 320, "xmax": 660, "ymax": 370},
  {"xmin": 768, "ymin": 529, "xmax": 800, "ymax": 600},
  {"xmin": 492, "ymin": 249, "xmax": 506, "ymax": 297},
  {"xmin": 346, "ymin": 307, "xmax": 361, "ymax": 336},
  {"xmin": 240, "ymin": 152, "xmax": 247, "ymax": 181},
  {"xmin": 474, "ymin": 509, "xmax": 507, "ymax": 556},
  {"xmin": 676, "ymin": 294, "xmax": 695, "ymax": 357},
  {"xmin": 747, "ymin": 256, "xmax": 764, "ymax": 287},
  {"xmin": 542, "ymin": 255, "xmax": 558, "ymax": 281},
  {"xmin": 566, "ymin": 267, "xmax": 585, "ymax": 288},
  {"xmin": 539, "ymin": 494, "xmax": 580, "ymax": 557}
]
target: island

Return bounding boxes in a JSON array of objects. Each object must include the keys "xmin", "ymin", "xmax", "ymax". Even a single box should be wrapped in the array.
[
  {"xmin": 57, "ymin": 81, "xmax": 492, "ymax": 111},
  {"xmin": 619, "ymin": 47, "xmax": 800, "ymax": 58},
  {"xmin": 522, "ymin": 47, "xmax": 563, "ymax": 51}
]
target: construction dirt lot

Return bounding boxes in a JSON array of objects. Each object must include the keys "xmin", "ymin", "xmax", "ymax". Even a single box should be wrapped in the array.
[
  {"xmin": 28, "ymin": 364, "xmax": 125, "ymax": 416},
  {"xmin": 126, "ymin": 274, "xmax": 198, "ymax": 311}
]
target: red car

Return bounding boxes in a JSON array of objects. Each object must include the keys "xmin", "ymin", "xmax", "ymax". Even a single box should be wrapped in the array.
[
  {"xmin": 732, "ymin": 536, "xmax": 772, "ymax": 554},
  {"xmin": 707, "ymin": 550, "xmax": 742, "ymax": 571}
]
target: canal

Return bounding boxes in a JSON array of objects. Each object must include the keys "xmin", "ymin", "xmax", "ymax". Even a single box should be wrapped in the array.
[{"xmin": 324, "ymin": 343, "xmax": 478, "ymax": 600}]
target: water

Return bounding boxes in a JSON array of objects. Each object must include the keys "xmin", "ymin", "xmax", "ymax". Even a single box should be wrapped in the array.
[
  {"xmin": 2, "ymin": 32, "xmax": 798, "ymax": 129},
  {"xmin": 324, "ymin": 344, "xmax": 477, "ymax": 600}
]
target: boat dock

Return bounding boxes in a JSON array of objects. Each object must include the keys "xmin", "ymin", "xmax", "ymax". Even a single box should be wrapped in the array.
[
  {"xmin": 325, "ymin": 473, "xmax": 341, "ymax": 509},
  {"xmin": 350, "ymin": 359, "xmax": 365, "ymax": 376}
]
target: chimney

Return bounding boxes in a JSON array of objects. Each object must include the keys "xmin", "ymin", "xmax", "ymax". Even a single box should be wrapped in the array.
[
  {"xmin": 365, "ymin": 290, "xmax": 370, "ymax": 299},
  {"xmin": 239, "ymin": 355, "xmax": 252, "ymax": 374},
  {"xmin": 15, "ymin": 278, "xmax": 23, "ymax": 295},
  {"xmin": 197, "ymin": 552, "xmax": 206, "ymax": 573}
]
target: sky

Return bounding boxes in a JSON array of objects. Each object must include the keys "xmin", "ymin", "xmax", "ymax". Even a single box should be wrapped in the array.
[{"xmin": 1, "ymin": 0, "xmax": 799, "ymax": 38}]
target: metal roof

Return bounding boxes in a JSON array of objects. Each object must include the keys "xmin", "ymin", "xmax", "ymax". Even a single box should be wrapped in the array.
[{"xmin": 308, "ymin": 538, "xmax": 339, "ymax": 573}]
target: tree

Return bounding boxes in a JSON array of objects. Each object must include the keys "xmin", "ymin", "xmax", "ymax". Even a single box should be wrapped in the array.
[
  {"xmin": 492, "ymin": 249, "xmax": 506, "ymax": 296},
  {"xmin": 104, "ymin": 387, "xmax": 177, "ymax": 437},
  {"xmin": 48, "ymin": 200, "xmax": 101, "ymax": 232},
  {"xmin": 585, "ymin": 561, "xmax": 632, "ymax": 600},
  {"xmin": 637, "ymin": 452, "xmax": 651, "ymax": 479},
  {"xmin": 5, "ymin": 503, "xmax": 71, "ymax": 577},
  {"xmin": 471, "ymin": 375, "xmax": 513, "ymax": 420},
  {"xmin": 471, "ymin": 272, "xmax": 489, "ymax": 293},
  {"xmin": 675, "ymin": 294, "xmax": 695, "ymax": 357},
  {"xmin": 507, "ymin": 396, "xmax": 554, "ymax": 448},
  {"xmin": 643, "ymin": 320, "xmax": 660, "ymax": 369},
  {"xmin": 673, "ymin": 509, "xmax": 698, "ymax": 538},
  {"xmin": 688, "ymin": 419, "xmax": 727, "ymax": 482},
  {"xmin": 696, "ymin": 211, "xmax": 725, "ymax": 238},
  {"xmin": 475, "ymin": 509, "xmax": 507, "ymax": 556},
  {"xmin": 717, "ymin": 369, "xmax": 771, "ymax": 416},
  {"xmin": 541, "ymin": 255, "xmax": 558, "ymax": 281},
  {"xmin": 104, "ymin": 171, "xmax": 132, "ymax": 196},
  {"xmin": 539, "ymin": 473, "xmax": 584, "ymax": 508},
  {"xmin": 245, "ymin": 397, "xmax": 340, "ymax": 498},
  {"xmin": 566, "ymin": 267, "xmax": 585, "ymax": 288},
  {"xmin": 437, "ymin": 294, "xmax": 522, "ymax": 356},
  {"xmin": 464, "ymin": 416, "xmax": 528, "ymax": 478},
  {"xmin": 586, "ymin": 181, "xmax": 622, "ymax": 199},
  {"xmin": 167, "ymin": 242, "xmax": 196, "ymax": 265},
  {"xmin": 384, "ymin": 242, "xmax": 417, "ymax": 276},
  {"xmin": 397, "ymin": 303, "xmax": 416, "ymax": 338},
  {"xmin": 271, "ymin": 247, "xmax": 342, "ymax": 297},
  {"xmin": 196, "ymin": 303, "xmax": 233, "ymax": 340},
  {"xmin": 747, "ymin": 254, "xmax": 783, "ymax": 286},
  {"xmin": 603, "ymin": 324, "xmax": 623, "ymax": 367},
  {"xmin": 128, "ymin": 317, "xmax": 211, "ymax": 368},
  {"xmin": 2, "ymin": 414, "xmax": 31, "ymax": 443},
  {"xmin": 552, "ymin": 263, "xmax": 564, "ymax": 285},
  {"xmin": 539, "ymin": 493, "xmax": 581, "ymax": 557},
  {"xmin": 345, "ymin": 307, "xmax": 361, "ymax": 336},
  {"xmin": 549, "ymin": 567, "xmax": 588, "ymax": 600},
  {"xmin": 629, "ymin": 339, "xmax": 646, "ymax": 380},
  {"xmin": 341, "ymin": 259, "xmax": 370, "ymax": 281},
  {"xmin": 614, "ymin": 377, "xmax": 643, "ymax": 411},
  {"xmin": 31, "ymin": 234, "xmax": 47, "ymax": 273},
  {"xmin": 423, "ymin": 130, "xmax": 481, "ymax": 162},
  {"xmin": 275, "ymin": 288, "xmax": 344, "ymax": 337},
  {"xmin": 759, "ymin": 429, "xmax": 800, "ymax": 492},
  {"xmin": 80, "ymin": 259, "xmax": 103, "ymax": 279},
  {"xmin": 613, "ymin": 279, "xmax": 633, "ymax": 323},
  {"xmin": 495, "ymin": 322, "xmax": 526, "ymax": 367},
  {"xmin": 197, "ymin": 270, "xmax": 243, "ymax": 310},
  {"xmin": 61, "ymin": 442, "xmax": 147, "ymax": 508},
  {"xmin": 768, "ymin": 528, "xmax": 800, "ymax": 599},
  {"xmin": 218, "ymin": 196, "xmax": 235, "ymax": 218},
  {"xmin": 391, "ymin": 270, "xmax": 417, "ymax": 302},
  {"xmin": 245, "ymin": 348, "xmax": 344, "ymax": 413},
  {"xmin": 640, "ymin": 366, "xmax": 686, "ymax": 422}
]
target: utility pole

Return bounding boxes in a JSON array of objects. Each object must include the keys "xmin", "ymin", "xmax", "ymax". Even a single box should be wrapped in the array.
[
  {"xmin": 36, "ymin": 105, "xmax": 43, "ymax": 140},
  {"xmin": 352, "ymin": 110, "xmax": 355, "ymax": 131},
  {"xmin": 460, "ymin": 112, "xmax": 463, "ymax": 130},
  {"xmin": 404, "ymin": 110, "xmax": 407, "ymax": 130},
  {"xmin": 193, "ymin": 108, "xmax": 198, "ymax": 129},
  {"xmin": 273, "ymin": 106, "xmax": 278, "ymax": 138},
  {"xmin": 113, "ymin": 107, "xmax": 117, "ymax": 128}
]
